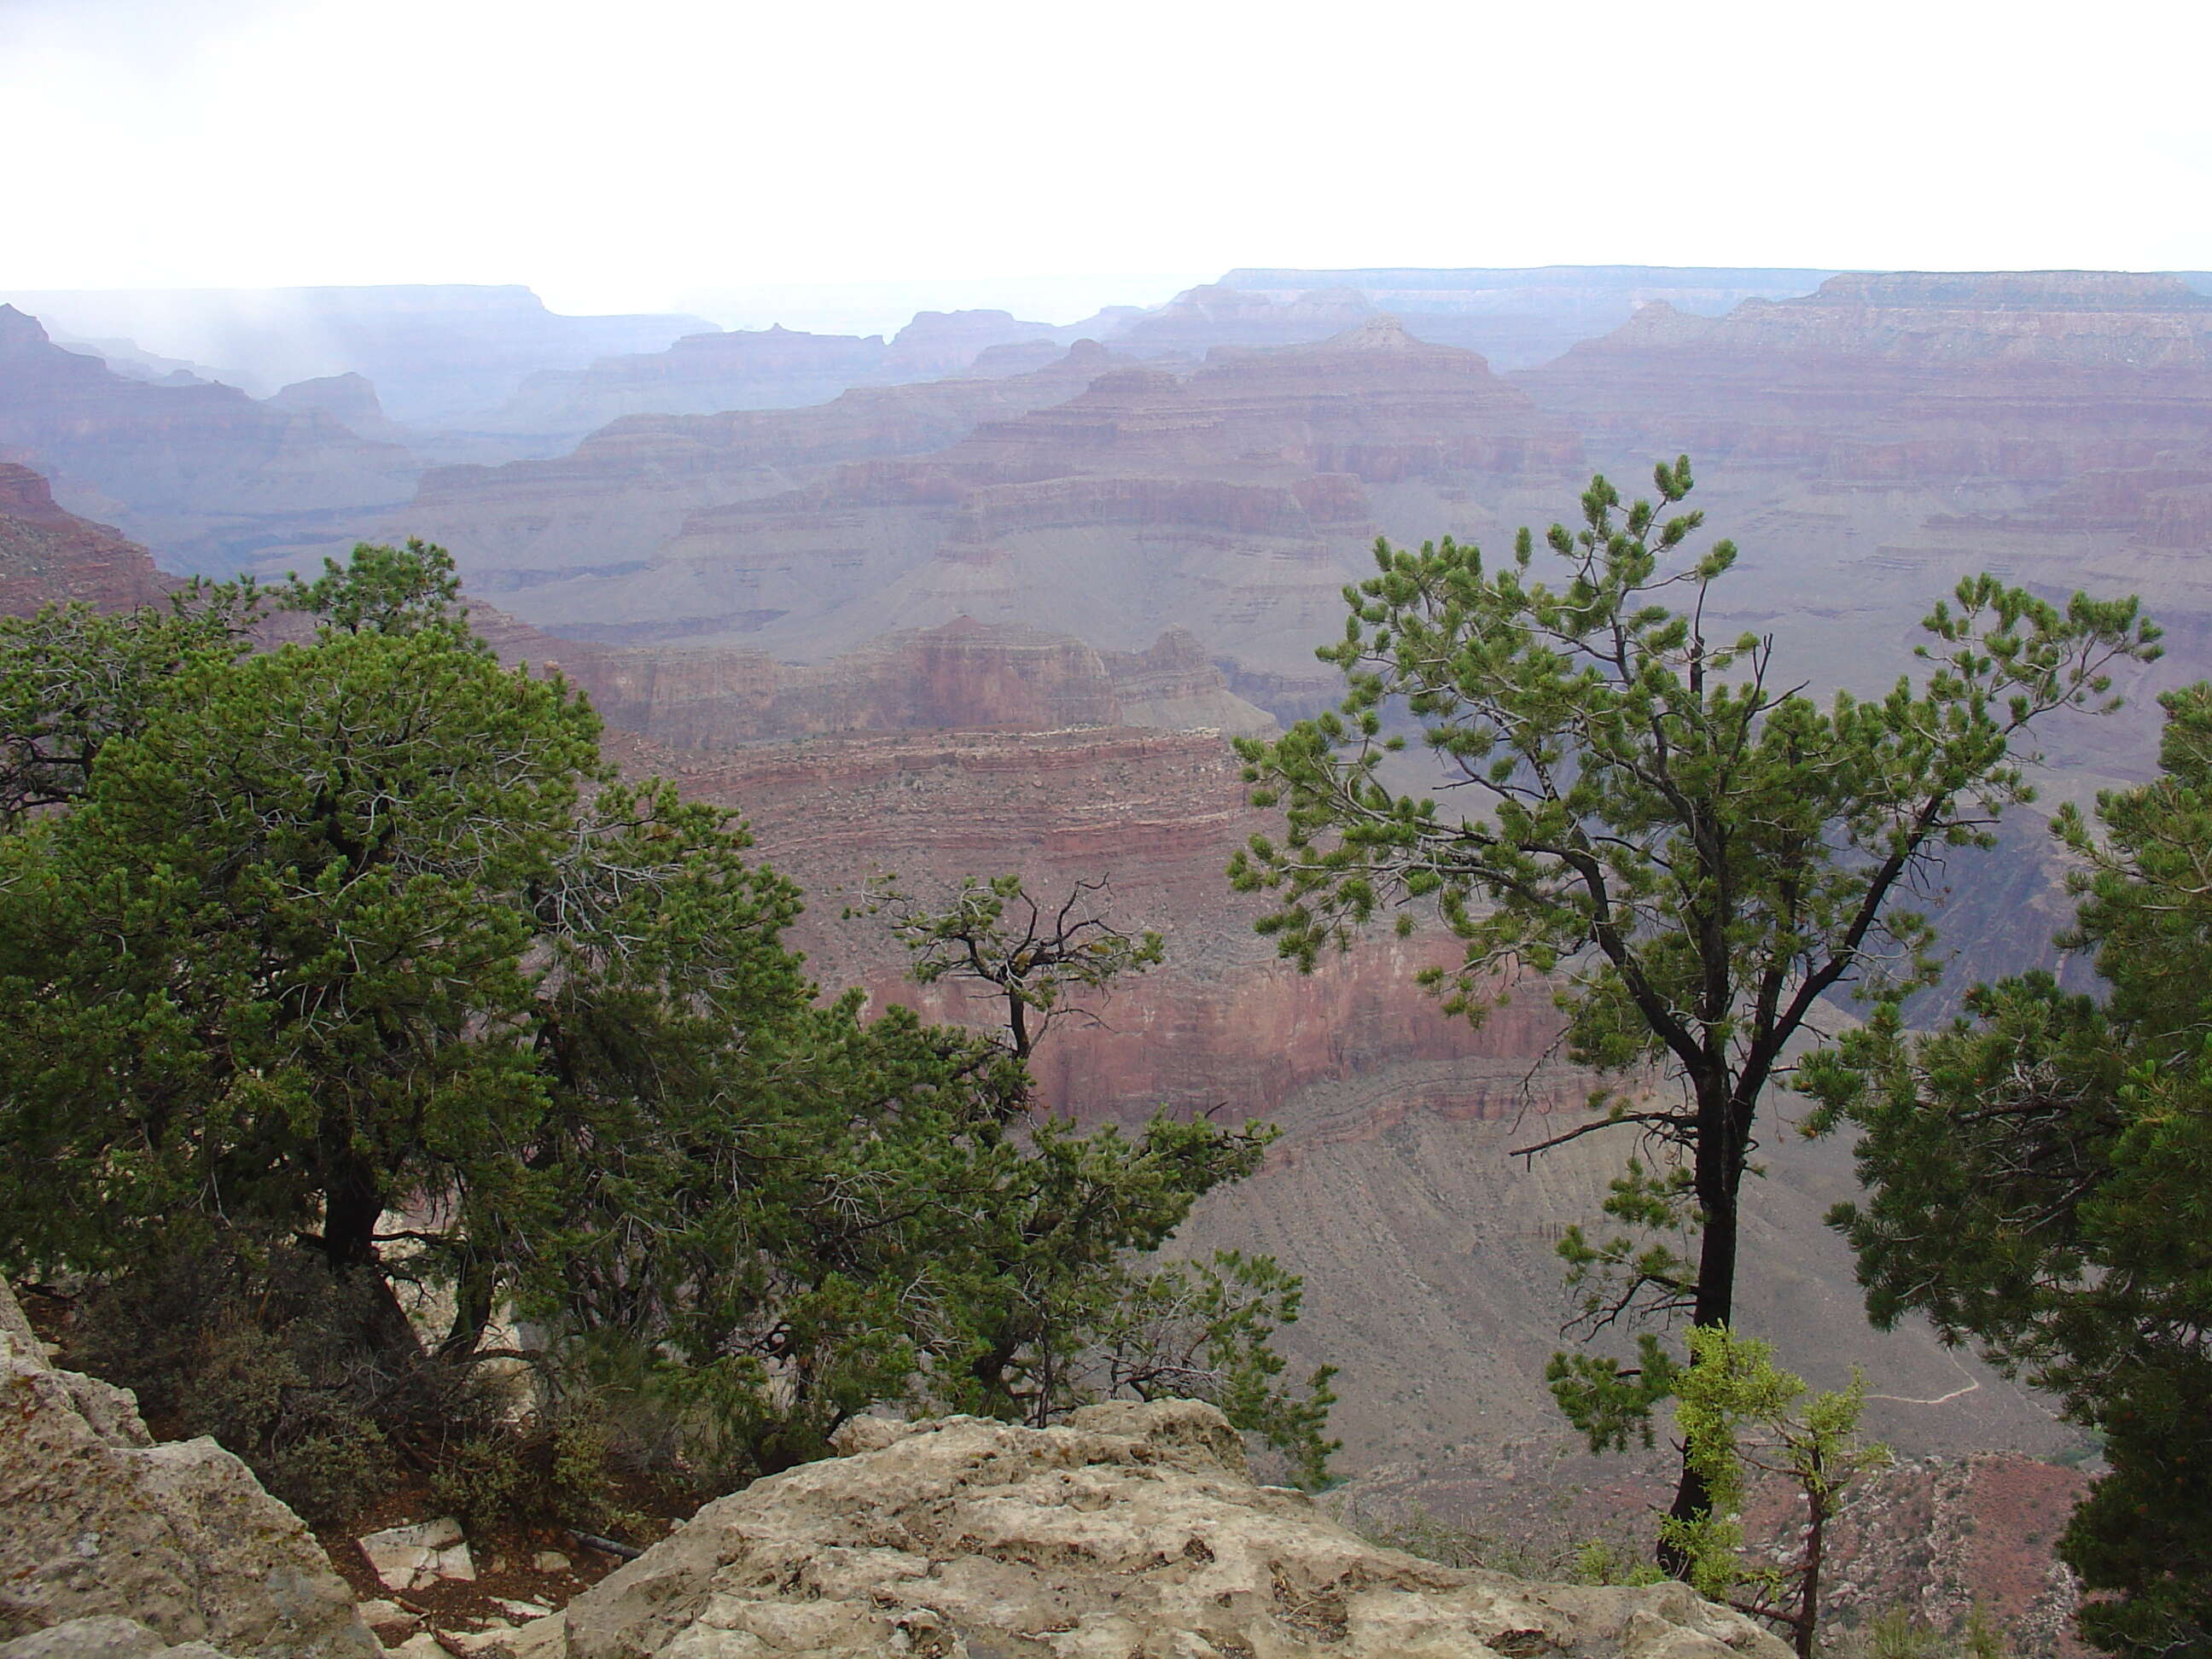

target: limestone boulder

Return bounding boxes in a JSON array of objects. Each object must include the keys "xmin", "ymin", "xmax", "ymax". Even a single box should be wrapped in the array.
[
  {"xmin": 564, "ymin": 1398, "xmax": 1790, "ymax": 1659},
  {"xmin": 356, "ymin": 1520, "xmax": 474, "ymax": 1593},
  {"xmin": 0, "ymin": 1281, "xmax": 378, "ymax": 1659}
]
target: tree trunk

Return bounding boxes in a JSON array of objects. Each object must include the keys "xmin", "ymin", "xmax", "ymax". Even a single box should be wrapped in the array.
[
  {"xmin": 1798, "ymin": 1457, "xmax": 1830, "ymax": 1659},
  {"xmin": 1662, "ymin": 1082, "xmax": 1746, "ymax": 1578},
  {"xmin": 317, "ymin": 1157, "xmax": 422, "ymax": 1362}
]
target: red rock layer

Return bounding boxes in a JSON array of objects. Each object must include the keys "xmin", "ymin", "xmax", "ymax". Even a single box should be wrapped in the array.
[
  {"xmin": 476, "ymin": 610, "xmax": 1273, "ymax": 746},
  {"xmin": 0, "ymin": 461, "xmax": 175, "ymax": 616},
  {"xmin": 620, "ymin": 723, "xmax": 1527, "ymax": 1121}
]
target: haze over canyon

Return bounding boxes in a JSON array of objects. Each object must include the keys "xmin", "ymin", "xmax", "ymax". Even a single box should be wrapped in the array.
[{"xmin": 9, "ymin": 257, "xmax": 2210, "ymax": 1649}]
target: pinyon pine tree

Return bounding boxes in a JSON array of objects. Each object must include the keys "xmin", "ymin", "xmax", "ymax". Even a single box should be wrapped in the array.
[{"xmin": 1230, "ymin": 458, "xmax": 2158, "ymax": 1559}]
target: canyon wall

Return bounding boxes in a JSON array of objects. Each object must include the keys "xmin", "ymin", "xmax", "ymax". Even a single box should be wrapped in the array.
[
  {"xmin": 0, "ymin": 284, "xmax": 713, "ymax": 422},
  {"xmin": 602, "ymin": 720, "xmax": 2065, "ymax": 1486},
  {"xmin": 0, "ymin": 305, "xmax": 419, "ymax": 573},
  {"xmin": 374, "ymin": 319, "xmax": 1583, "ymax": 724},
  {"xmin": 476, "ymin": 611, "xmax": 1275, "ymax": 744},
  {"xmin": 0, "ymin": 462, "xmax": 174, "ymax": 616},
  {"xmin": 457, "ymin": 309, "xmax": 1062, "ymax": 457}
]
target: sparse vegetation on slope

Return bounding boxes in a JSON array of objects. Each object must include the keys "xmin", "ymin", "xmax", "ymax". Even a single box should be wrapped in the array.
[{"xmin": 0, "ymin": 541, "xmax": 1328, "ymax": 1531}]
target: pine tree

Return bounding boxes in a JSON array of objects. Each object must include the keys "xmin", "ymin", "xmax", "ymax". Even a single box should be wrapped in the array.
[{"xmin": 1230, "ymin": 459, "xmax": 2157, "ymax": 1560}]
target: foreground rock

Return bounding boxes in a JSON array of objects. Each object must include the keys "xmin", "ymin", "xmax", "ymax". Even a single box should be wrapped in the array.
[
  {"xmin": 0, "ymin": 1281, "xmax": 377, "ymax": 1659},
  {"xmin": 355, "ymin": 1518, "xmax": 474, "ymax": 1593},
  {"xmin": 564, "ymin": 1399, "xmax": 1788, "ymax": 1659}
]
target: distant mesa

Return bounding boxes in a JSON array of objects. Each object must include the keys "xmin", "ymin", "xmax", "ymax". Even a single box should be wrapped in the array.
[
  {"xmin": 457, "ymin": 308, "xmax": 1068, "ymax": 455},
  {"xmin": 1521, "ymin": 269, "xmax": 2212, "ymax": 489},
  {"xmin": 265, "ymin": 372, "xmax": 416, "ymax": 445},
  {"xmin": 1005, "ymin": 270, "xmax": 1861, "ymax": 372}
]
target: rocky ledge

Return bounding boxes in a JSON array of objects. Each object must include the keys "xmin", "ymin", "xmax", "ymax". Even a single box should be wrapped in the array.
[
  {"xmin": 562, "ymin": 1399, "xmax": 1786, "ymax": 1659},
  {"xmin": 0, "ymin": 1282, "xmax": 377, "ymax": 1659}
]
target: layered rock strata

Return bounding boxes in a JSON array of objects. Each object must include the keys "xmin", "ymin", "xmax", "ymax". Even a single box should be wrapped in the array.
[
  {"xmin": 0, "ymin": 463, "xmax": 175, "ymax": 616},
  {"xmin": 474, "ymin": 612, "xmax": 1275, "ymax": 744},
  {"xmin": 375, "ymin": 341, "xmax": 1132, "ymax": 599},
  {"xmin": 0, "ymin": 306, "xmax": 417, "ymax": 572},
  {"xmin": 463, "ymin": 309, "xmax": 1061, "ymax": 454},
  {"xmin": 405, "ymin": 318, "xmax": 1581, "ymax": 717}
]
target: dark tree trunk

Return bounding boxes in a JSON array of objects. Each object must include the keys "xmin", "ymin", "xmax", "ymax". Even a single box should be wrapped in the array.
[
  {"xmin": 1798, "ymin": 1455, "xmax": 1831, "ymax": 1659},
  {"xmin": 1661, "ymin": 1076, "xmax": 1746, "ymax": 1578},
  {"xmin": 317, "ymin": 1157, "xmax": 422, "ymax": 1363}
]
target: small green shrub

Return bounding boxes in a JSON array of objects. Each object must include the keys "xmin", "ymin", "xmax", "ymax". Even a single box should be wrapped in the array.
[
  {"xmin": 71, "ymin": 1243, "xmax": 501, "ymax": 1527},
  {"xmin": 428, "ymin": 1412, "xmax": 626, "ymax": 1537}
]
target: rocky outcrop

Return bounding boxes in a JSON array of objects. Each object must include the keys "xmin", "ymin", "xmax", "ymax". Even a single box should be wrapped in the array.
[
  {"xmin": 0, "ymin": 306, "xmax": 417, "ymax": 572},
  {"xmin": 0, "ymin": 1280, "xmax": 377, "ymax": 1659},
  {"xmin": 263, "ymin": 375, "xmax": 414, "ymax": 447},
  {"xmin": 0, "ymin": 1615, "xmax": 235, "ymax": 1659},
  {"xmin": 561, "ymin": 1399, "xmax": 1790, "ymax": 1659},
  {"xmin": 1812, "ymin": 1455, "xmax": 2090, "ymax": 1657},
  {"xmin": 0, "ymin": 463, "xmax": 175, "ymax": 616}
]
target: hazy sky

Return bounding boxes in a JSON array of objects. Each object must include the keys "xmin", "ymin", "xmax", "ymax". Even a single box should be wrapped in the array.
[{"xmin": 2, "ymin": 0, "xmax": 2206, "ymax": 323}]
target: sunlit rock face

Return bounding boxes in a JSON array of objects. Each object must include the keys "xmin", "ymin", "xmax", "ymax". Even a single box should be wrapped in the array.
[
  {"xmin": 0, "ymin": 1281, "xmax": 379, "ymax": 1659},
  {"xmin": 0, "ymin": 306, "xmax": 418, "ymax": 573}
]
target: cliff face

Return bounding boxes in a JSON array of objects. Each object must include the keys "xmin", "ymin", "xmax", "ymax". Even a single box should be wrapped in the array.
[
  {"xmin": 377, "ymin": 341, "xmax": 1132, "ymax": 598},
  {"xmin": 0, "ymin": 462, "xmax": 174, "ymax": 616},
  {"xmin": 1520, "ymin": 271, "xmax": 2212, "ymax": 481},
  {"xmin": 476, "ymin": 611, "xmax": 1275, "ymax": 744},
  {"xmin": 393, "ymin": 320, "xmax": 1582, "ymax": 721},
  {"xmin": 0, "ymin": 306, "xmax": 418, "ymax": 573},
  {"xmin": 599, "ymin": 715, "xmax": 2068, "ymax": 1495}
]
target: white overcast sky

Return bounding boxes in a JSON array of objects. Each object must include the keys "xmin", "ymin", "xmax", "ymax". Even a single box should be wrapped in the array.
[{"xmin": 1, "ymin": 0, "xmax": 2206, "ymax": 322}]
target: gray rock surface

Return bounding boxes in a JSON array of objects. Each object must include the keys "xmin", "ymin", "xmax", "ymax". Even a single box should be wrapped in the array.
[
  {"xmin": 0, "ymin": 1281, "xmax": 378, "ymax": 1659},
  {"xmin": 0, "ymin": 1616, "xmax": 230, "ymax": 1659},
  {"xmin": 565, "ymin": 1399, "xmax": 1790, "ymax": 1659}
]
